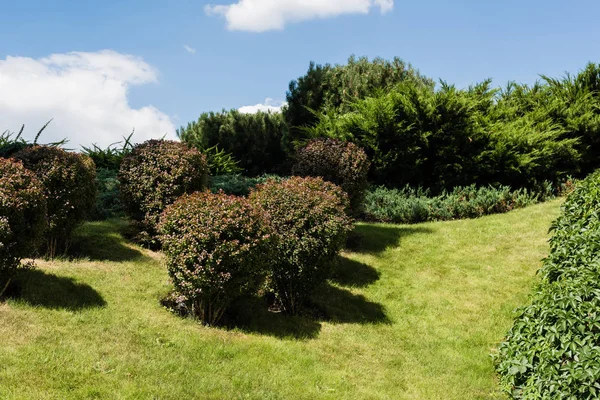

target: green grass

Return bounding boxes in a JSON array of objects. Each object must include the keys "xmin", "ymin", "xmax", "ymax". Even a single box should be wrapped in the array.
[{"xmin": 0, "ymin": 200, "xmax": 562, "ymax": 399}]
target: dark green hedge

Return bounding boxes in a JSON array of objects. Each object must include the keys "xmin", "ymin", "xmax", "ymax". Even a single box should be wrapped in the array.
[{"xmin": 495, "ymin": 171, "xmax": 600, "ymax": 398}]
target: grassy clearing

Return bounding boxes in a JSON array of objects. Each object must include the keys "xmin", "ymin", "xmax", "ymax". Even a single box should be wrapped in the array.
[{"xmin": 0, "ymin": 200, "xmax": 562, "ymax": 399}]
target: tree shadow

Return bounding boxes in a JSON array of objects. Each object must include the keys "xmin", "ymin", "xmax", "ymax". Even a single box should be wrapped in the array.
[
  {"xmin": 68, "ymin": 219, "xmax": 145, "ymax": 262},
  {"xmin": 330, "ymin": 256, "xmax": 380, "ymax": 288},
  {"xmin": 346, "ymin": 224, "xmax": 433, "ymax": 254},
  {"xmin": 11, "ymin": 269, "xmax": 106, "ymax": 310}
]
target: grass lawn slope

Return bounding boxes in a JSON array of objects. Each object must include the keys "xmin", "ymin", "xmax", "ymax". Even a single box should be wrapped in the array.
[{"xmin": 0, "ymin": 200, "xmax": 562, "ymax": 399}]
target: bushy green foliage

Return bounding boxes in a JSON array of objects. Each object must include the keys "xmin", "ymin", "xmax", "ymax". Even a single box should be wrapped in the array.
[
  {"xmin": 158, "ymin": 191, "xmax": 273, "ymax": 326},
  {"xmin": 202, "ymin": 145, "xmax": 243, "ymax": 176},
  {"xmin": 249, "ymin": 177, "xmax": 353, "ymax": 314},
  {"xmin": 80, "ymin": 133, "xmax": 134, "ymax": 171},
  {"xmin": 495, "ymin": 171, "xmax": 600, "ymax": 398},
  {"xmin": 118, "ymin": 140, "xmax": 208, "ymax": 246},
  {"xmin": 13, "ymin": 145, "xmax": 96, "ymax": 258},
  {"xmin": 362, "ymin": 183, "xmax": 555, "ymax": 224},
  {"xmin": 307, "ymin": 80, "xmax": 580, "ymax": 190},
  {"xmin": 0, "ymin": 158, "xmax": 47, "ymax": 293},
  {"xmin": 178, "ymin": 110, "xmax": 287, "ymax": 176},
  {"xmin": 89, "ymin": 168, "xmax": 124, "ymax": 221},
  {"xmin": 209, "ymin": 174, "xmax": 285, "ymax": 197},
  {"xmin": 284, "ymin": 56, "xmax": 433, "ymax": 150},
  {"xmin": 293, "ymin": 138, "xmax": 370, "ymax": 213}
]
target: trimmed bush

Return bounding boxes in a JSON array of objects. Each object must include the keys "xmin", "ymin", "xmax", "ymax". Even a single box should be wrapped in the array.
[
  {"xmin": 158, "ymin": 191, "xmax": 273, "ymax": 325},
  {"xmin": 293, "ymin": 138, "xmax": 370, "ymax": 213},
  {"xmin": 0, "ymin": 158, "xmax": 47, "ymax": 294},
  {"xmin": 13, "ymin": 145, "xmax": 96, "ymax": 257},
  {"xmin": 495, "ymin": 171, "xmax": 600, "ymax": 398},
  {"xmin": 249, "ymin": 177, "xmax": 353, "ymax": 314},
  {"xmin": 118, "ymin": 140, "xmax": 208, "ymax": 246}
]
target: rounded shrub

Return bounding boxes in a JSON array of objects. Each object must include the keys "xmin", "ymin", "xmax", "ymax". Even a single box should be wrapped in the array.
[
  {"xmin": 158, "ymin": 191, "xmax": 273, "ymax": 325},
  {"xmin": 292, "ymin": 138, "xmax": 370, "ymax": 213},
  {"xmin": 249, "ymin": 176, "xmax": 353, "ymax": 314},
  {"xmin": 0, "ymin": 158, "xmax": 47, "ymax": 293},
  {"xmin": 118, "ymin": 140, "xmax": 208, "ymax": 246},
  {"xmin": 13, "ymin": 145, "xmax": 96, "ymax": 257}
]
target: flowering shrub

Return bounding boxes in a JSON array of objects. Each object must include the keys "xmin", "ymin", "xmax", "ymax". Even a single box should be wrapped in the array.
[
  {"xmin": 13, "ymin": 145, "xmax": 96, "ymax": 257},
  {"xmin": 249, "ymin": 176, "xmax": 353, "ymax": 314},
  {"xmin": 158, "ymin": 191, "xmax": 273, "ymax": 325},
  {"xmin": 293, "ymin": 138, "xmax": 370, "ymax": 213},
  {"xmin": 0, "ymin": 158, "xmax": 47, "ymax": 294},
  {"xmin": 495, "ymin": 171, "xmax": 600, "ymax": 398},
  {"xmin": 118, "ymin": 140, "xmax": 208, "ymax": 246}
]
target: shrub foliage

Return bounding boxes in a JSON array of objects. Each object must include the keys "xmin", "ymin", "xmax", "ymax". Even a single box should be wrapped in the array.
[
  {"xmin": 13, "ymin": 145, "xmax": 96, "ymax": 257},
  {"xmin": 249, "ymin": 177, "xmax": 353, "ymax": 314},
  {"xmin": 118, "ymin": 140, "xmax": 208, "ymax": 245},
  {"xmin": 0, "ymin": 158, "xmax": 47, "ymax": 293},
  {"xmin": 158, "ymin": 191, "xmax": 273, "ymax": 325},
  {"xmin": 495, "ymin": 171, "xmax": 600, "ymax": 398},
  {"xmin": 293, "ymin": 138, "xmax": 370, "ymax": 213},
  {"xmin": 362, "ymin": 183, "xmax": 557, "ymax": 224}
]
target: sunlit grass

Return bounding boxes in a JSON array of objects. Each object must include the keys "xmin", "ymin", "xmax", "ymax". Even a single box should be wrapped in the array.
[{"xmin": 0, "ymin": 200, "xmax": 562, "ymax": 399}]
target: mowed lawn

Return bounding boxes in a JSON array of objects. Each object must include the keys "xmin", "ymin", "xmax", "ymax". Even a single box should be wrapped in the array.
[{"xmin": 0, "ymin": 200, "xmax": 562, "ymax": 399}]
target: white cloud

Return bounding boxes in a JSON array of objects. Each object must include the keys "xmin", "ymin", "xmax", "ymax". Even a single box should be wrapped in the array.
[
  {"xmin": 183, "ymin": 44, "xmax": 197, "ymax": 54},
  {"xmin": 206, "ymin": 0, "xmax": 394, "ymax": 32},
  {"xmin": 238, "ymin": 98, "xmax": 286, "ymax": 114},
  {"xmin": 0, "ymin": 50, "xmax": 176, "ymax": 149}
]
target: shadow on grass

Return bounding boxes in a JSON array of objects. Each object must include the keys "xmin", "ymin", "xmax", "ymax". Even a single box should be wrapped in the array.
[
  {"xmin": 330, "ymin": 256, "xmax": 380, "ymax": 288},
  {"xmin": 68, "ymin": 219, "xmax": 145, "ymax": 262},
  {"xmin": 224, "ymin": 283, "xmax": 389, "ymax": 340},
  {"xmin": 12, "ymin": 269, "xmax": 106, "ymax": 310},
  {"xmin": 347, "ymin": 224, "xmax": 433, "ymax": 254}
]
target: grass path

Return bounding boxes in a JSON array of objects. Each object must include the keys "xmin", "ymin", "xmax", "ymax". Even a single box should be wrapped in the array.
[{"xmin": 0, "ymin": 200, "xmax": 562, "ymax": 399}]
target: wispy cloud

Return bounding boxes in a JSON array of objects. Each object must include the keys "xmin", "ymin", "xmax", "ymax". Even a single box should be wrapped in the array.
[
  {"xmin": 206, "ymin": 0, "xmax": 394, "ymax": 32},
  {"xmin": 0, "ymin": 50, "xmax": 176, "ymax": 148},
  {"xmin": 183, "ymin": 44, "xmax": 197, "ymax": 54},
  {"xmin": 238, "ymin": 98, "xmax": 286, "ymax": 114}
]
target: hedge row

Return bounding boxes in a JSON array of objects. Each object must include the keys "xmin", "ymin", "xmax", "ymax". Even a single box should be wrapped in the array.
[
  {"xmin": 495, "ymin": 171, "xmax": 600, "ymax": 398},
  {"xmin": 361, "ymin": 183, "xmax": 561, "ymax": 224}
]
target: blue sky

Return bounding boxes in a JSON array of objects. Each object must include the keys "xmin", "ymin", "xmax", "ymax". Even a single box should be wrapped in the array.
[{"xmin": 1, "ymin": 0, "xmax": 599, "ymax": 147}]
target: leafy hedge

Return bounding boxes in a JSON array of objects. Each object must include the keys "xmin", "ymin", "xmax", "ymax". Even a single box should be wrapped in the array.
[
  {"xmin": 362, "ymin": 183, "xmax": 557, "ymax": 224},
  {"xmin": 293, "ymin": 138, "xmax": 370, "ymax": 213},
  {"xmin": 158, "ymin": 191, "xmax": 273, "ymax": 325},
  {"xmin": 0, "ymin": 158, "xmax": 47, "ymax": 294},
  {"xmin": 118, "ymin": 140, "xmax": 208, "ymax": 246},
  {"xmin": 249, "ymin": 177, "xmax": 352, "ymax": 314},
  {"xmin": 495, "ymin": 171, "xmax": 600, "ymax": 398},
  {"xmin": 13, "ymin": 145, "xmax": 96, "ymax": 257}
]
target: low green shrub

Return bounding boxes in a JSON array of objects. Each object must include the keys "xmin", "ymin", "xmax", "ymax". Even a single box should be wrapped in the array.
[
  {"xmin": 158, "ymin": 191, "xmax": 273, "ymax": 325},
  {"xmin": 89, "ymin": 168, "xmax": 124, "ymax": 221},
  {"xmin": 249, "ymin": 177, "xmax": 353, "ymax": 314},
  {"xmin": 0, "ymin": 158, "xmax": 47, "ymax": 295},
  {"xmin": 118, "ymin": 140, "xmax": 208, "ymax": 247},
  {"xmin": 293, "ymin": 138, "xmax": 370, "ymax": 213},
  {"xmin": 13, "ymin": 145, "xmax": 96, "ymax": 258},
  {"xmin": 209, "ymin": 174, "xmax": 285, "ymax": 197},
  {"xmin": 495, "ymin": 171, "xmax": 600, "ymax": 398},
  {"xmin": 362, "ymin": 183, "xmax": 555, "ymax": 224}
]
